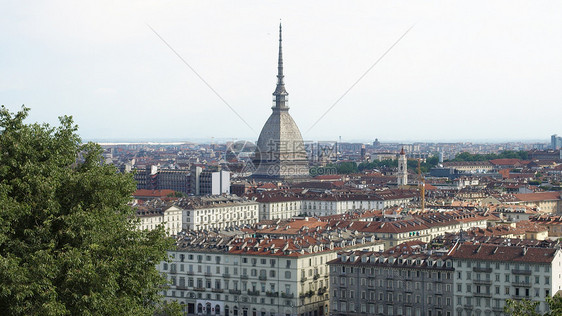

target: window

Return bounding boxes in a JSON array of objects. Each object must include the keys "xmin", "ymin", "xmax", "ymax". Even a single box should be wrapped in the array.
[{"xmin": 285, "ymin": 271, "xmax": 291, "ymax": 279}]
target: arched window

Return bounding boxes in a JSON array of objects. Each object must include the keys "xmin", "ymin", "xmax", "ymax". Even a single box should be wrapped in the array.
[
  {"xmin": 215, "ymin": 305, "xmax": 220, "ymax": 315},
  {"xmin": 197, "ymin": 303, "xmax": 203, "ymax": 314}
]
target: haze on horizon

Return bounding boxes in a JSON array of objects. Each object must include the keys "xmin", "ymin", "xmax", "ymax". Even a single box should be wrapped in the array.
[{"xmin": 2, "ymin": 1, "xmax": 561, "ymax": 143}]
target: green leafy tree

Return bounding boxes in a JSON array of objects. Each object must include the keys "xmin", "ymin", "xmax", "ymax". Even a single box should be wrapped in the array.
[
  {"xmin": 449, "ymin": 150, "xmax": 529, "ymax": 162},
  {"xmin": 546, "ymin": 294, "xmax": 562, "ymax": 316},
  {"xmin": 504, "ymin": 299, "xmax": 540, "ymax": 316},
  {"xmin": 0, "ymin": 106, "xmax": 178, "ymax": 315},
  {"xmin": 167, "ymin": 191, "xmax": 187, "ymax": 198},
  {"xmin": 505, "ymin": 294, "xmax": 562, "ymax": 316}
]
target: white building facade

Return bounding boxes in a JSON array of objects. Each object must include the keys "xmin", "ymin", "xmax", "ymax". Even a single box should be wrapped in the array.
[
  {"xmin": 159, "ymin": 234, "xmax": 384, "ymax": 316},
  {"xmin": 450, "ymin": 243, "xmax": 562, "ymax": 315},
  {"xmin": 180, "ymin": 196, "xmax": 259, "ymax": 231}
]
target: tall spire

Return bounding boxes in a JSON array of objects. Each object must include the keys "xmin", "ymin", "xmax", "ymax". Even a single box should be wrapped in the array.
[{"xmin": 273, "ymin": 22, "xmax": 288, "ymax": 109}]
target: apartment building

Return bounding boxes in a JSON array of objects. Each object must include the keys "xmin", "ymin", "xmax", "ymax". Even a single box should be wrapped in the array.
[
  {"xmin": 159, "ymin": 231, "xmax": 384, "ymax": 316},
  {"xmin": 252, "ymin": 189, "xmax": 417, "ymax": 220},
  {"xmin": 450, "ymin": 243, "xmax": 562, "ymax": 315},
  {"xmin": 328, "ymin": 247, "xmax": 455, "ymax": 316},
  {"xmin": 179, "ymin": 195, "xmax": 259, "ymax": 231},
  {"xmin": 135, "ymin": 202, "xmax": 182, "ymax": 236}
]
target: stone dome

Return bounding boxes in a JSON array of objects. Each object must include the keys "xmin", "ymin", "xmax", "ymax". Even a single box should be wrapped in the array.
[{"xmin": 251, "ymin": 24, "xmax": 309, "ymax": 180}]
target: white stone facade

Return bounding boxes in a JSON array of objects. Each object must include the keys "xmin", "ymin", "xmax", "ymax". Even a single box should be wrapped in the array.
[{"xmin": 159, "ymin": 239, "xmax": 384, "ymax": 316}]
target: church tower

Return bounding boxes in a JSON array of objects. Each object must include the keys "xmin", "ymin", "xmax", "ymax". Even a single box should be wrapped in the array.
[
  {"xmin": 252, "ymin": 24, "xmax": 309, "ymax": 180},
  {"xmin": 397, "ymin": 147, "xmax": 408, "ymax": 186}
]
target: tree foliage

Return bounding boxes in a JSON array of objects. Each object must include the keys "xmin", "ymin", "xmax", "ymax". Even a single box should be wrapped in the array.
[
  {"xmin": 450, "ymin": 150, "xmax": 529, "ymax": 162},
  {"xmin": 504, "ymin": 299, "xmax": 540, "ymax": 316},
  {"xmin": 310, "ymin": 162, "xmax": 357, "ymax": 175},
  {"xmin": 358, "ymin": 156, "xmax": 439, "ymax": 173},
  {"xmin": 504, "ymin": 295, "xmax": 562, "ymax": 316},
  {"xmin": 0, "ymin": 106, "xmax": 176, "ymax": 315},
  {"xmin": 546, "ymin": 294, "xmax": 562, "ymax": 316}
]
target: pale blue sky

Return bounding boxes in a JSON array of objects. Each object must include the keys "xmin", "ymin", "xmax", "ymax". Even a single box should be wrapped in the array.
[{"xmin": 1, "ymin": 1, "xmax": 561, "ymax": 143}]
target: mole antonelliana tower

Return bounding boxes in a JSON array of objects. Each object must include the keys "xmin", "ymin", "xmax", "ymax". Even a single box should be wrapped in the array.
[
  {"xmin": 397, "ymin": 147, "xmax": 408, "ymax": 186},
  {"xmin": 252, "ymin": 24, "xmax": 309, "ymax": 180}
]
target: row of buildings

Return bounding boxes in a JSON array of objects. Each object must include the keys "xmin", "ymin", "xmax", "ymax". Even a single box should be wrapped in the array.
[
  {"xmin": 132, "ymin": 165, "xmax": 231, "ymax": 195},
  {"xmin": 329, "ymin": 241, "xmax": 561, "ymax": 316},
  {"xmin": 159, "ymin": 224, "xmax": 562, "ymax": 316},
  {"xmin": 135, "ymin": 189, "xmax": 420, "ymax": 235},
  {"xmin": 159, "ymin": 230, "xmax": 385, "ymax": 316}
]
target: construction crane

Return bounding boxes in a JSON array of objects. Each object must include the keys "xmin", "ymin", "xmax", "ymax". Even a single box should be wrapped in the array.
[{"xmin": 417, "ymin": 159, "xmax": 425, "ymax": 211}]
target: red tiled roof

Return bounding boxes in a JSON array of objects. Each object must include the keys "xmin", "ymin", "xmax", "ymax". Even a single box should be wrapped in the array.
[
  {"xmin": 134, "ymin": 189, "xmax": 175, "ymax": 198},
  {"xmin": 489, "ymin": 159, "xmax": 522, "ymax": 166},
  {"xmin": 515, "ymin": 191, "xmax": 561, "ymax": 202},
  {"xmin": 450, "ymin": 243, "xmax": 557, "ymax": 263}
]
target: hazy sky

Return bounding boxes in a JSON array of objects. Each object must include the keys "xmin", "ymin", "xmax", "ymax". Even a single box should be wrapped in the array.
[{"xmin": 1, "ymin": 1, "xmax": 561, "ymax": 143}]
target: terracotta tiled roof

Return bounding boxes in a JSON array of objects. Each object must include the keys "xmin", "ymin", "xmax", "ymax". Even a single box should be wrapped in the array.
[
  {"xmin": 515, "ymin": 191, "xmax": 561, "ymax": 202},
  {"xmin": 450, "ymin": 243, "xmax": 557, "ymax": 263},
  {"xmin": 134, "ymin": 189, "xmax": 175, "ymax": 198},
  {"xmin": 489, "ymin": 159, "xmax": 522, "ymax": 166}
]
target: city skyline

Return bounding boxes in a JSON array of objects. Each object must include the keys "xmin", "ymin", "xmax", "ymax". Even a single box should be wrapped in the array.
[{"xmin": 2, "ymin": 1, "xmax": 562, "ymax": 142}]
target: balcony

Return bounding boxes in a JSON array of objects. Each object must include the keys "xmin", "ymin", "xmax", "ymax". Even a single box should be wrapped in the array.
[
  {"xmin": 266, "ymin": 291, "xmax": 279, "ymax": 297},
  {"xmin": 247, "ymin": 290, "xmax": 260, "ymax": 296},
  {"xmin": 300, "ymin": 277, "xmax": 308, "ymax": 282},
  {"xmin": 240, "ymin": 275, "xmax": 249, "ymax": 279},
  {"xmin": 513, "ymin": 281, "xmax": 532, "ymax": 287},
  {"xmin": 194, "ymin": 287, "xmax": 205, "ymax": 292},
  {"xmin": 212, "ymin": 288, "xmax": 224, "ymax": 293},
  {"xmin": 317, "ymin": 287, "xmax": 327, "ymax": 295},
  {"xmin": 473, "ymin": 279, "xmax": 492, "ymax": 285},
  {"xmin": 511, "ymin": 269, "xmax": 532, "ymax": 275},
  {"xmin": 176, "ymin": 285, "xmax": 188, "ymax": 290},
  {"xmin": 473, "ymin": 267, "xmax": 492, "ymax": 273},
  {"xmin": 281, "ymin": 292, "xmax": 294, "ymax": 299},
  {"xmin": 222, "ymin": 273, "xmax": 231, "ymax": 278},
  {"xmin": 259, "ymin": 275, "xmax": 267, "ymax": 281},
  {"xmin": 474, "ymin": 292, "xmax": 491, "ymax": 298},
  {"xmin": 229, "ymin": 289, "xmax": 241, "ymax": 295},
  {"xmin": 299, "ymin": 290, "xmax": 315, "ymax": 299},
  {"xmin": 204, "ymin": 272, "xmax": 212, "ymax": 277},
  {"xmin": 313, "ymin": 274, "xmax": 320, "ymax": 280},
  {"xmin": 186, "ymin": 271, "xmax": 194, "ymax": 275}
]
